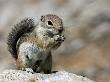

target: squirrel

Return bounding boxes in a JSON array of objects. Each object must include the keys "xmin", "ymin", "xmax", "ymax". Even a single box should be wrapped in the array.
[{"xmin": 7, "ymin": 14, "xmax": 65, "ymax": 74}]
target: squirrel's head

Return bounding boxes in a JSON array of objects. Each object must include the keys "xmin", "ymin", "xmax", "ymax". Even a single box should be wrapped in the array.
[
  {"xmin": 38, "ymin": 14, "xmax": 64, "ymax": 35},
  {"xmin": 36, "ymin": 14, "xmax": 65, "ymax": 49}
]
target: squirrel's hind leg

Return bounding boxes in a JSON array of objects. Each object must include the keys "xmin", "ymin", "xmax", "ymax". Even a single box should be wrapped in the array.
[
  {"xmin": 42, "ymin": 52, "xmax": 52, "ymax": 74},
  {"xmin": 16, "ymin": 42, "xmax": 34, "ymax": 72}
]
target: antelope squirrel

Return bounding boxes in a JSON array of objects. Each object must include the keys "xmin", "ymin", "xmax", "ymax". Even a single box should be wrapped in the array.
[{"xmin": 7, "ymin": 14, "xmax": 65, "ymax": 74}]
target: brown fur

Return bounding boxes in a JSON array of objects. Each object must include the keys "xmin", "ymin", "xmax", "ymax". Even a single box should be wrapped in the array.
[{"xmin": 17, "ymin": 31, "xmax": 44, "ymax": 49}]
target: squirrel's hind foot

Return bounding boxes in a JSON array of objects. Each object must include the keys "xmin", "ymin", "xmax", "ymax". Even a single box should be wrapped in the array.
[{"xmin": 21, "ymin": 68, "xmax": 34, "ymax": 74}]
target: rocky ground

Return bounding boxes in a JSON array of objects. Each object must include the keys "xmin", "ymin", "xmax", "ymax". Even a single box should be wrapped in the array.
[
  {"xmin": 0, "ymin": 70, "xmax": 94, "ymax": 82},
  {"xmin": 0, "ymin": 0, "xmax": 110, "ymax": 82}
]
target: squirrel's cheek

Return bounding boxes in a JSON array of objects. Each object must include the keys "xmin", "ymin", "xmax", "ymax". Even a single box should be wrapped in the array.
[{"xmin": 51, "ymin": 28, "xmax": 59, "ymax": 35}]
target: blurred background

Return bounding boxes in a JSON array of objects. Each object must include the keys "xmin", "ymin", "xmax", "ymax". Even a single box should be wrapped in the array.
[{"xmin": 0, "ymin": 0, "xmax": 110, "ymax": 82}]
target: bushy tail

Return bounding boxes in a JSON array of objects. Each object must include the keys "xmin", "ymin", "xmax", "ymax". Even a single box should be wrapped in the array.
[{"xmin": 7, "ymin": 18, "xmax": 35, "ymax": 59}]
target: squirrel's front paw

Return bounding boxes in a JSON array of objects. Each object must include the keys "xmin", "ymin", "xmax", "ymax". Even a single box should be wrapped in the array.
[{"xmin": 55, "ymin": 35, "xmax": 65, "ymax": 42}]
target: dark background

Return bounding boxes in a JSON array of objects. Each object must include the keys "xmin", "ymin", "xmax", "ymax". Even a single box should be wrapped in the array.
[{"xmin": 0, "ymin": 0, "xmax": 110, "ymax": 82}]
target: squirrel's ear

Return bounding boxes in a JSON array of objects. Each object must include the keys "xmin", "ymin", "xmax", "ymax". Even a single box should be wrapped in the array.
[{"xmin": 40, "ymin": 15, "xmax": 45, "ymax": 22}]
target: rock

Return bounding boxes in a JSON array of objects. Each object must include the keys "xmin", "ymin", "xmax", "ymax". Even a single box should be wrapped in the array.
[{"xmin": 0, "ymin": 70, "xmax": 94, "ymax": 82}]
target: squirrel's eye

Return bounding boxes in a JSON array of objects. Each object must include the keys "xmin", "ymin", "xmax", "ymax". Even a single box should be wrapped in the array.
[{"xmin": 47, "ymin": 21, "xmax": 53, "ymax": 26}]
